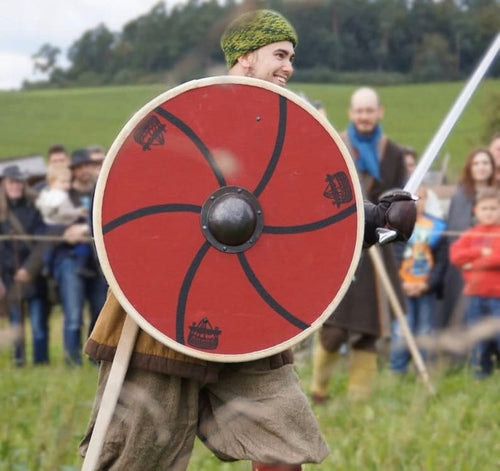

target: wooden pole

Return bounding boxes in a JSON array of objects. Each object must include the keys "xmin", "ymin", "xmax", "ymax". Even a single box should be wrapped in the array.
[
  {"xmin": 368, "ymin": 246, "xmax": 435, "ymax": 394},
  {"xmin": 81, "ymin": 314, "xmax": 140, "ymax": 471}
]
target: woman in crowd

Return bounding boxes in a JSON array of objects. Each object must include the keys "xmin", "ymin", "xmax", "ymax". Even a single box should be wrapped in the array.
[
  {"xmin": 437, "ymin": 148, "xmax": 496, "ymax": 332},
  {"xmin": 0, "ymin": 165, "xmax": 49, "ymax": 366}
]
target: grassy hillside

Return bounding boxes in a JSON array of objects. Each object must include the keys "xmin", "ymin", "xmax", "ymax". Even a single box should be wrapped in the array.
[{"xmin": 1, "ymin": 79, "xmax": 498, "ymax": 182}]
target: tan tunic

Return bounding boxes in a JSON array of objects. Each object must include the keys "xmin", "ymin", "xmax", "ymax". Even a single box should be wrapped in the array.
[{"xmin": 85, "ymin": 290, "xmax": 293, "ymax": 382}]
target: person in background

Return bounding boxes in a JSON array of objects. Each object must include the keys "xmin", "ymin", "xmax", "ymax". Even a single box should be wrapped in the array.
[
  {"xmin": 47, "ymin": 143, "xmax": 71, "ymax": 166},
  {"xmin": 402, "ymin": 146, "xmax": 417, "ymax": 180},
  {"xmin": 35, "ymin": 163, "xmax": 92, "ymax": 277},
  {"xmin": 449, "ymin": 187, "xmax": 500, "ymax": 378},
  {"xmin": 34, "ymin": 144, "xmax": 71, "ymax": 193},
  {"xmin": 310, "ymin": 86, "xmax": 407, "ymax": 403},
  {"xmin": 487, "ymin": 132, "xmax": 500, "ymax": 365},
  {"xmin": 390, "ymin": 185, "xmax": 448, "ymax": 374},
  {"xmin": 402, "ymin": 146, "xmax": 444, "ymax": 219},
  {"xmin": 51, "ymin": 149, "xmax": 107, "ymax": 365},
  {"xmin": 87, "ymin": 145, "xmax": 106, "ymax": 181},
  {"xmin": 488, "ymin": 132, "xmax": 500, "ymax": 186},
  {"xmin": 436, "ymin": 148, "xmax": 495, "ymax": 333},
  {"xmin": 0, "ymin": 165, "xmax": 49, "ymax": 366}
]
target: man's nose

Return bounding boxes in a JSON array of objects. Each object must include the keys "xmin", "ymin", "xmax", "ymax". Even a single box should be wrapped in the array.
[{"xmin": 283, "ymin": 59, "xmax": 293, "ymax": 74}]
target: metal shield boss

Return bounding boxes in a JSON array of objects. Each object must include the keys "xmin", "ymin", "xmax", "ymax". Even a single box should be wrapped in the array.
[{"xmin": 93, "ymin": 76, "xmax": 364, "ymax": 362}]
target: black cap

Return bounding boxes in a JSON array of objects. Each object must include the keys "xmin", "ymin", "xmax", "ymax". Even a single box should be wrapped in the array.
[
  {"xmin": 70, "ymin": 149, "xmax": 94, "ymax": 169},
  {"xmin": 2, "ymin": 165, "xmax": 28, "ymax": 181}
]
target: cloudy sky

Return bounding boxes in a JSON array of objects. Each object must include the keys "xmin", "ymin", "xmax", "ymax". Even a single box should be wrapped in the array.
[{"xmin": 0, "ymin": 0, "xmax": 184, "ymax": 90}]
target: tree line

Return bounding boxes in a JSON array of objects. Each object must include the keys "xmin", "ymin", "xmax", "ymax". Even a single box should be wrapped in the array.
[{"xmin": 28, "ymin": 0, "xmax": 500, "ymax": 89}]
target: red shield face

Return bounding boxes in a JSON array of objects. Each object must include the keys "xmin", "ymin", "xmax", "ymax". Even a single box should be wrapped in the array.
[{"xmin": 93, "ymin": 76, "xmax": 363, "ymax": 361}]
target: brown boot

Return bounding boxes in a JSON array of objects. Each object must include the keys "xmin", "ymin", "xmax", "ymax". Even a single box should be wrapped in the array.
[
  {"xmin": 310, "ymin": 340, "xmax": 340, "ymax": 404},
  {"xmin": 347, "ymin": 349, "xmax": 378, "ymax": 400},
  {"xmin": 252, "ymin": 463, "xmax": 301, "ymax": 471}
]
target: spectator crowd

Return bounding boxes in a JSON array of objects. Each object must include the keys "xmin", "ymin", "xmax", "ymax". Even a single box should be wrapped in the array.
[{"xmin": 0, "ymin": 144, "xmax": 107, "ymax": 367}]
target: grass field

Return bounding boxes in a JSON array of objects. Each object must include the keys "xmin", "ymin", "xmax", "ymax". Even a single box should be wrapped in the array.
[
  {"xmin": 0, "ymin": 79, "xmax": 498, "ymax": 181},
  {"xmin": 1, "ymin": 311, "xmax": 499, "ymax": 470}
]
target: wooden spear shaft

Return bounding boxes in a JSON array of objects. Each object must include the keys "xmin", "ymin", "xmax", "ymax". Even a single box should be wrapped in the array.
[
  {"xmin": 81, "ymin": 314, "xmax": 139, "ymax": 471},
  {"xmin": 368, "ymin": 246, "xmax": 435, "ymax": 394}
]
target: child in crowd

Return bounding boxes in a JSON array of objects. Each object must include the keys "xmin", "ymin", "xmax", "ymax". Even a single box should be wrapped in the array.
[
  {"xmin": 390, "ymin": 185, "xmax": 448, "ymax": 373},
  {"xmin": 450, "ymin": 187, "xmax": 500, "ymax": 378},
  {"xmin": 35, "ymin": 163, "xmax": 92, "ymax": 277}
]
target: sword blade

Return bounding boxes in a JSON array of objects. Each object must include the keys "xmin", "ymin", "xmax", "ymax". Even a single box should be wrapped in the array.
[
  {"xmin": 406, "ymin": 33, "xmax": 500, "ymax": 195},
  {"xmin": 378, "ymin": 33, "xmax": 500, "ymax": 245}
]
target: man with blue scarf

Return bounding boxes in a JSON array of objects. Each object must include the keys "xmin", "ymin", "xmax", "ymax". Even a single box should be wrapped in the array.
[
  {"xmin": 311, "ymin": 87, "xmax": 407, "ymax": 402},
  {"xmin": 344, "ymin": 87, "xmax": 406, "ymax": 201}
]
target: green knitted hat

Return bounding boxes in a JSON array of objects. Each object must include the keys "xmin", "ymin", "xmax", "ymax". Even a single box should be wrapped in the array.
[{"xmin": 220, "ymin": 9, "xmax": 298, "ymax": 68}]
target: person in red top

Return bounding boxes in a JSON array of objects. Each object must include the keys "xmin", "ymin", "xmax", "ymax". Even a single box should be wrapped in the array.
[{"xmin": 449, "ymin": 187, "xmax": 500, "ymax": 378}]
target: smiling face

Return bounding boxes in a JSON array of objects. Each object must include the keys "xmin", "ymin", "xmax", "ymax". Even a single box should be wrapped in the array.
[
  {"xmin": 239, "ymin": 41, "xmax": 295, "ymax": 87},
  {"xmin": 470, "ymin": 151, "xmax": 494, "ymax": 184}
]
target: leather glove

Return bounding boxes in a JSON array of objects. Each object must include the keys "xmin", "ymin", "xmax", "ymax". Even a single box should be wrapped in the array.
[{"xmin": 363, "ymin": 190, "xmax": 416, "ymax": 247}]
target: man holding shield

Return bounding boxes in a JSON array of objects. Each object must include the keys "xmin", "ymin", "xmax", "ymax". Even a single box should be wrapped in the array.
[{"xmin": 80, "ymin": 10, "xmax": 415, "ymax": 471}]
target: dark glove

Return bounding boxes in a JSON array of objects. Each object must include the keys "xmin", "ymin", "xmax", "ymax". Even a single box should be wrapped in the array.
[{"xmin": 363, "ymin": 190, "xmax": 416, "ymax": 247}]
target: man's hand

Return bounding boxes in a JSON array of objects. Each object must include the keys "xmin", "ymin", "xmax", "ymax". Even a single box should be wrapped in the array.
[
  {"xmin": 363, "ymin": 190, "xmax": 416, "ymax": 247},
  {"xmin": 14, "ymin": 268, "xmax": 32, "ymax": 283},
  {"xmin": 403, "ymin": 280, "xmax": 429, "ymax": 297},
  {"xmin": 63, "ymin": 223, "xmax": 91, "ymax": 244}
]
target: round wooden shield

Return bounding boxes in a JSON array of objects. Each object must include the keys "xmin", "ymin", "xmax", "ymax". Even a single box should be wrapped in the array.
[{"xmin": 93, "ymin": 76, "xmax": 364, "ymax": 362}]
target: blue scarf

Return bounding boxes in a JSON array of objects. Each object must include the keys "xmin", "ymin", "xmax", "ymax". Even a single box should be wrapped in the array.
[{"xmin": 347, "ymin": 122, "xmax": 382, "ymax": 180}]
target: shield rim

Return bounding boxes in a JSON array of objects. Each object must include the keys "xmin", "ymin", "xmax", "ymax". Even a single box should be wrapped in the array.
[{"xmin": 93, "ymin": 75, "xmax": 365, "ymax": 362}]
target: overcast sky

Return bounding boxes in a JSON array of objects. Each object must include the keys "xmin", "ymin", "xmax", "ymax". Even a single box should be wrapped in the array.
[{"xmin": 0, "ymin": 0, "xmax": 184, "ymax": 90}]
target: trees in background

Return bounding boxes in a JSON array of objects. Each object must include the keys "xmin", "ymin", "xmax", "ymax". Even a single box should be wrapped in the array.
[
  {"xmin": 32, "ymin": 44, "xmax": 61, "ymax": 75},
  {"xmin": 26, "ymin": 0, "xmax": 500, "ymax": 89}
]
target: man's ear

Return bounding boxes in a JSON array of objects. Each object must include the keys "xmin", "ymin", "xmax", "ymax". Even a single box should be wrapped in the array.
[{"xmin": 237, "ymin": 51, "xmax": 255, "ymax": 70}]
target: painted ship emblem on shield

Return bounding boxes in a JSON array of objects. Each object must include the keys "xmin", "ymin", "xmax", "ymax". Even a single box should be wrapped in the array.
[
  {"xmin": 133, "ymin": 115, "xmax": 167, "ymax": 151},
  {"xmin": 323, "ymin": 171, "xmax": 353, "ymax": 208},
  {"xmin": 187, "ymin": 317, "xmax": 222, "ymax": 350}
]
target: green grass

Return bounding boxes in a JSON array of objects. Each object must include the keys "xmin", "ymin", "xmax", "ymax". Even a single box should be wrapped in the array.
[
  {"xmin": 1, "ymin": 313, "xmax": 499, "ymax": 470},
  {"xmin": 0, "ymin": 85, "xmax": 166, "ymax": 159},
  {"xmin": 0, "ymin": 311, "xmax": 96, "ymax": 471},
  {"xmin": 1, "ymin": 79, "xmax": 498, "ymax": 182}
]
